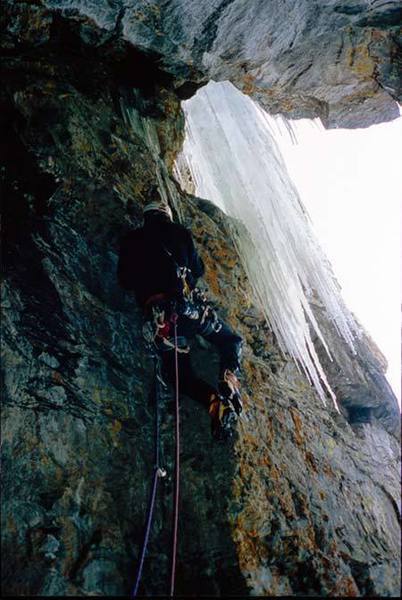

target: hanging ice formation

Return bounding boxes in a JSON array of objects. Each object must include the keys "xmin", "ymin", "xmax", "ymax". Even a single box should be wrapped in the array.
[
  {"xmin": 120, "ymin": 91, "xmax": 185, "ymax": 222},
  {"xmin": 175, "ymin": 81, "xmax": 359, "ymax": 406}
]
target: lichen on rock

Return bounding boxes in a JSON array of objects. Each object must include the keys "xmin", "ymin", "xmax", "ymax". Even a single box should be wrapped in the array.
[{"xmin": 1, "ymin": 1, "xmax": 400, "ymax": 597}]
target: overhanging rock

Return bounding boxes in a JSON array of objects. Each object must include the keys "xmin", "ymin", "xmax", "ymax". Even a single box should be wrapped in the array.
[
  {"xmin": 1, "ymin": 1, "xmax": 401, "ymax": 596},
  {"xmin": 42, "ymin": 0, "xmax": 402, "ymax": 127}
]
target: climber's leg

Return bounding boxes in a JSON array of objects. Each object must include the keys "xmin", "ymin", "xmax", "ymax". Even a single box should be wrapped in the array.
[
  {"xmin": 160, "ymin": 348, "xmax": 236, "ymax": 441},
  {"xmin": 203, "ymin": 321, "xmax": 243, "ymax": 377},
  {"xmin": 161, "ymin": 349, "xmax": 216, "ymax": 409},
  {"xmin": 202, "ymin": 320, "xmax": 243, "ymax": 416},
  {"xmin": 156, "ymin": 304, "xmax": 244, "ymax": 440}
]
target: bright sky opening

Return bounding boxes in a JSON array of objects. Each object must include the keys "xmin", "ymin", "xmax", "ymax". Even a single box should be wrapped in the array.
[{"xmin": 272, "ymin": 113, "xmax": 402, "ymax": 404}]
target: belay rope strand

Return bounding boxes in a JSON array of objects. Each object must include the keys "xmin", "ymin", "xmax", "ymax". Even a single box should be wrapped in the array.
[
  {"xmin": 131, "ymin": 351, "xmax": 166, "ymax": 598},
  {"xmin": 131, "ymin": 311, "xmax": 181, "ymax": 598},
  {"xmin": 170, "ymin": 313, "xmax": 180, "ymax": 597}
]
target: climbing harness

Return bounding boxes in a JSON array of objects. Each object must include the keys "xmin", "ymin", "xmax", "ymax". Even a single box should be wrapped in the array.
[
  {"xmin": 142, "ymin": 302, "xmax": 190, "ymax": 354},
  {"xmin": 132, "ymin": 307, "xmax": 181, "ymax": 598}
]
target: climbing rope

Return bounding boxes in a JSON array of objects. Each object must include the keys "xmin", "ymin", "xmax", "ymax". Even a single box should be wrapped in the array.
[
  {"xmin": 131, "ymin": 310, "xmax": 181, "ymax": 598},
  {"xmin": 131, "ymin": 352, "xmax": 166, "ymax": 598},
  {"xmin": 170, "ymin": 313, "xmax": 180, "ymax": 597}
]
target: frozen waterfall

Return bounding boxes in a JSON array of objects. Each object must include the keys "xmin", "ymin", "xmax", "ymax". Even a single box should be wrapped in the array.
[{"xmin": 175, "ymin": 81, "xmax": 359, "ymax": 406}]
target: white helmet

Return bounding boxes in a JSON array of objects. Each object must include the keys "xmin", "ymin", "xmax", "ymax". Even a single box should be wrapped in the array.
[{"xmin": 143, "ymin": 201, "xmax": 173, "ymax": 221}]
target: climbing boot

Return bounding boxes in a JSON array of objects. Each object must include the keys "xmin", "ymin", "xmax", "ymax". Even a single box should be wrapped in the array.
[
  {"xmin": 219, "ymin": 369, "xmax": 243, "ymax": 416},
  {"xmin": 208, "ymin": 394, "xmax": 238, "ymax": 441}
]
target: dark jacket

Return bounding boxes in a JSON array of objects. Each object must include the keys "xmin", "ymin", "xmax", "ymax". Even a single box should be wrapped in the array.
[{"xmin": 117, "ymin": 212, "xmax": 205, "ymax": 307}]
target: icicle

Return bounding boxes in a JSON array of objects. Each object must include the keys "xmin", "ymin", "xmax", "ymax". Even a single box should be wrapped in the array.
[
  {"xmin": 176, "ymin": 81, "xmax": 359, "ymax": 407},
  {"xmin": 120, "ymin": 95, "xmax": 184, "ymax": 222}
]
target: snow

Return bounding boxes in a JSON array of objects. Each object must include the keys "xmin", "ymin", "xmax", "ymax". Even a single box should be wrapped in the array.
[{"xmin": 176, "ymin": 81, "xmax": 359, "ymax": 406}]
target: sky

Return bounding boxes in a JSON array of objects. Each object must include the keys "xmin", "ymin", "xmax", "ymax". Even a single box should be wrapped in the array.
[{"xmin": 271, "ymin": 112, "xmax": 402, "ymax": 403}]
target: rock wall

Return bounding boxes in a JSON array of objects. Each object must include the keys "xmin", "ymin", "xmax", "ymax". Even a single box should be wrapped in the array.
[
  {"xmin": 1, "ymin": 2, "xmax": 401, "ymax": 597},
  {"xmin": 40, "ymin": 0, "xmax": 402, "ymax": 127}
]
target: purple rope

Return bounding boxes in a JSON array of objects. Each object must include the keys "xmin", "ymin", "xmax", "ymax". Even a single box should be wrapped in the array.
[
  {"xmin": 131, "ymin": 467, "xmax": 160, "ymax": 598},
  {"xmin": 170, "ymin": 315, "xmax": 180, "ymax": 597},
  {"xmin": 131, "ymin": 354, "xmax": 162, "ymax": 598},
  {"xmin": 132, "ymin": 312, "xmax": 181, "ymax": 598}
]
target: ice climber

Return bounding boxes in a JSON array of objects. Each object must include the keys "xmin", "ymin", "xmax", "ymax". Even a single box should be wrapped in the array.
[{"xmin": 117, "ymin": 192, "xmax": 243, "ymax": 440}]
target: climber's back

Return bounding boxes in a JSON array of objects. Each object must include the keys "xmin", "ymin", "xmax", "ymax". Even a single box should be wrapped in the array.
[{"xmin": 117, "ymin": 202, "xmax": 204, "ymax": 307}]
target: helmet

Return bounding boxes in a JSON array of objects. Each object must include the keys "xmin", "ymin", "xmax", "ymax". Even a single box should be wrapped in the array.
[{"xmin": 143, "ymin": 200, "xmax": 173, "ymax": 221}]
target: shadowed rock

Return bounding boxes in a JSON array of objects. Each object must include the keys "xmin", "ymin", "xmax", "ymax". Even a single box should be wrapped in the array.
[{"xmin": 1, "ymin": 2, "xmax": 400, "ymax": 596}]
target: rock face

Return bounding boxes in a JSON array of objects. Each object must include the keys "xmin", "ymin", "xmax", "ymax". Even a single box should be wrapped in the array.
[
  {"xmin": 40, "ymin": 0, "xmax": 402, "ymax": 127},
  {"xmin": 1, "ymin": 1, "xmax": 401, "ymax": 597},
  {"xmin": 311, "ymin": 296, "xmax": 400, "ymax": 437}
]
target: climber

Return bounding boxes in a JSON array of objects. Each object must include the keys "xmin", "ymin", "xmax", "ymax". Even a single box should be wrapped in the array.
[{"xmin": 117, "ymin": 191, "xmax": 243, "ymax": 440}]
